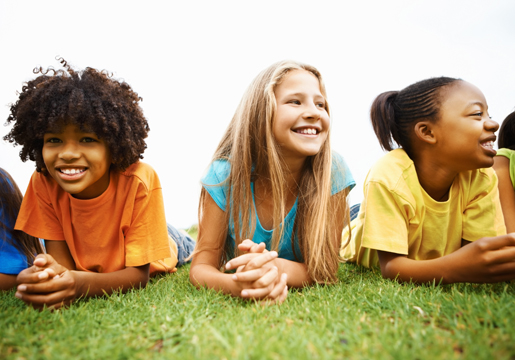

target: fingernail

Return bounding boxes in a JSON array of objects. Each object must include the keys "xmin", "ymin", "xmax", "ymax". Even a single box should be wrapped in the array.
[
  {"xmin": 241, "ymin": 290, "xmax": 248, "ymax": 297},
  {"xmin": 270, "ymin": 251, "xmax": 278, "ymax": 258},
  {"xmin": 38, "ymin": 272, "xmax": 47, "ymax": 279},
  {"xmin": 232, "ymin": 274, "xmax": 237, "ymax": 280},
  {"xmin": 17, "ymin": 285, "xmax": 26, "ymax": 292},
  {"xmin": 225, "ymin": 263, "xmax": 232, "ymax": 270},
  {"xmin": 15, "ymin": 292, "xmax": 22, "ymax": 299}
]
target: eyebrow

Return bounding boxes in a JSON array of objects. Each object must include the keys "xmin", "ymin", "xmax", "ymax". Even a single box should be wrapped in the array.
[{"xmin": 285, "ymin": 92, "xmax": 324, "ymax": 98}]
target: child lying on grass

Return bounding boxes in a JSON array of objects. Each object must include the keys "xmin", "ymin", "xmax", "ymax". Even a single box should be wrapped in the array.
[
  {"xmin": 4, "ymin": 58, "xmax": 194, "ymax": 309},
  {"xmin": 342, "ymin": 77, "xmax": 515, "ymax": 284}
]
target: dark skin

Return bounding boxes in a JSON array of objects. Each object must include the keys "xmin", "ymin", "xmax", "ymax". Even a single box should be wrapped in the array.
[
  {"xmin": 0, "ymin": 274, "xmax": 17, "ymax": 291},
  {"xmin": 15, "ymin": 240, "xmax": 150, "ymax": 310},
  {"xmin": 492, "ymin": 156, "xmax": 515, "ymax": 233},
  {"xmin": 377, "ymin": 81, "xmax": 515, "ymax": 284}
]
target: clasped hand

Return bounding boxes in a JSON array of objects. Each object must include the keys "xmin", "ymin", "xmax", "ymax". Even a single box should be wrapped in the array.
[
  {"xmin": 225, "ymin": 240, "xmax": 288, "ymax": 305},
  {"xmin": 15, "ymin": 254, "xmax": 78, "ymax": 310}
]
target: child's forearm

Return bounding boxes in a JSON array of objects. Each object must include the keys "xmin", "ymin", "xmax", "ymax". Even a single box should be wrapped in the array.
[
  {"xmin": 71, "ymin": 264, "xmax": 150, "ymax": 297},
  {"xmin": 274, "ymin": 258, "xmax": 314, "ymax": 287},
  {"xmin": 15, "ymin": 263, "xmax": 150, "ymax": 309},
  {"xmin": 189, "ymin": 263, "xmax": 245, "ymax": 297},
  {"xmin": 378, "ymin": 252, "xmax": 450, "ymax": 284},
  {"xmin": 0, "ymin": 273, "xmax": 18, "ymax": 291},
  {"xmin": 378, "ymin": 235, "xmax": 515, "ymax": 284}
]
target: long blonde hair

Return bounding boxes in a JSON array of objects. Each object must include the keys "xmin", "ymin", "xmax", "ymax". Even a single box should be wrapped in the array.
[{"xmin": 199, "ymin": 60, "xmax": 347, "ymax": 283}]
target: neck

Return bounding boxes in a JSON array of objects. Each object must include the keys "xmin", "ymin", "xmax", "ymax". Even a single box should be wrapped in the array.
[{"xmin": 412, "ymin": 153, "xmax": 458, "ymax": 202}]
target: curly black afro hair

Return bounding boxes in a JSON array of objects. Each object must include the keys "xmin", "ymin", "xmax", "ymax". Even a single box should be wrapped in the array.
[{"xmin": 4, "ymin": 58, "xmax": 149, "ymax": 172}]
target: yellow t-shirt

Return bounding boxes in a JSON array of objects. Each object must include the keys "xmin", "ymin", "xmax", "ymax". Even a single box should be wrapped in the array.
[{"xmin": 341, "ymin": 149, "xmax": 506, "ymax": 267}]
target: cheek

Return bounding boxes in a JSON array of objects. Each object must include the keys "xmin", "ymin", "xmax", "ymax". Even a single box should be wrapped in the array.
[{"xmin": 41, "ymin": 147, "xmax": 53, "ymax": 165}]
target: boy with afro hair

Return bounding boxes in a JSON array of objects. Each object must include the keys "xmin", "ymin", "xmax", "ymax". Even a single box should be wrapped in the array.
[{"xmin": 5, "ymin": 58, "xmax": 193, "ymax": 309}]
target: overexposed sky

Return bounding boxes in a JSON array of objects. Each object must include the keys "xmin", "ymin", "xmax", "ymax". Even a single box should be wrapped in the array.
[{"xmin": 1, "ymin": 0, "xmax": 514, "ymax": 228}]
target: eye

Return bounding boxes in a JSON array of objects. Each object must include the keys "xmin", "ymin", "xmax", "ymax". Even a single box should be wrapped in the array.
[
  {"xmin": 316, "ymin": 102, "xmax": 325, "ymax": 108},
  {"xmin": 288, "ymin": 99, "xmax": 301, "ymax": 105},
  {"xmin": 46, "ymin": 137, "xmax": 62, "ymax": 143},
  {"xmin": 81, "ymin": 137, "xmax": 97, "ymax": 143}
]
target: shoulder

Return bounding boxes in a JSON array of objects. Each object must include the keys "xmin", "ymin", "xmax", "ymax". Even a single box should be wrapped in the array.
[
  {"xmin": 0, "ymin": 169, "xmax": 13, "ymax": 191},
  {"xmin": 366, "ymin": 149, "xmax": 414, "ymax": 186},
  {"xmin": 496, "ymin": 148, "xmax": 515, "ymax": 160},
  {"xmin": 201, "ymin": 160, "xmax": 230, "ymax": 211},
  {"xmin": 119, "ymin": 162, "xmax": 161, "ymax": 192},
  {"xmin": 458, "ymin": 167, "xmax": 498, "ymax": 193},
  {"xmin": 201, "ymin": 159, "xmax": 231, "ymax": 186},
  {"xmin": 330, "ymin": 152, "xmax": 355, "ymax": 194}
]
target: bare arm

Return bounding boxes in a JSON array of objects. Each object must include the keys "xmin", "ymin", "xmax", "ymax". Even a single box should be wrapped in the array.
[
  {"xmin": 16, "ymin": 241, "xmax": 150, "ymax": 309},
  {"xmin": 493, "ymin": 156, "xmax": 515, "ymax": 232},
  {"xmin": 0, "ymin": 273, "xmax": 17, "ymax": 291},
  {"xmin": 190, "ymin": 193, "xmax": 286, "ymax": 301},
  {"xmin": 229, "ymin": 188, "xmax": 349, "ymax": 288},
  {"xmin": 377, "ymin": 234, "xmax": 515, "ymax": 284}
]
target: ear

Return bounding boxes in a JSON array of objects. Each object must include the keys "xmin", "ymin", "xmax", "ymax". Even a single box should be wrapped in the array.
[{"xmin": 413, "ymin": 121, "xmax": 436, "ymax": 145}]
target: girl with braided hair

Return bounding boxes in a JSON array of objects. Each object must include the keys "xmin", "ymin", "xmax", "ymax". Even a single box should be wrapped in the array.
[
  {"xmin": 5, "ymin": 59, "xmax": 194, "ymax": 309},
  {"xmin": 342, "ymin": 77, "xmax": 515, "ymax": 284}
]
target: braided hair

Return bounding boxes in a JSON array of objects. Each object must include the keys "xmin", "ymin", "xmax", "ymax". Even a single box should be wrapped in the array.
[{"xmin": 370, "ymin": 77, "xmax": 459, "ymax": 156}]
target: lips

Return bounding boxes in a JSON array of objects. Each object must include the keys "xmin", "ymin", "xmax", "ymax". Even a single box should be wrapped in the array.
[
  {"xmin": 58, "ymin": 168, "xmax": 87, "ymax": 175},
  {"xmin": 56, "ymin": 167, "xmax": 88, "ymax": 180},
  {"xmin": 479, "ymin": 137, "xmax": 497, "ymax": 156},
  {"xmin": 293, "ymin": 127, "xmax": 320, "ymax": 135}
]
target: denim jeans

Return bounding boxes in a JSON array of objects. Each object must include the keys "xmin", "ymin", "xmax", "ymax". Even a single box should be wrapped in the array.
[
  {"xmin": 350, "ymin": 203, "xmax": 361, "ymax": 222},
  {"xmin": 167, "ymin": 223, "xmax": 196, "ymax": 267}
]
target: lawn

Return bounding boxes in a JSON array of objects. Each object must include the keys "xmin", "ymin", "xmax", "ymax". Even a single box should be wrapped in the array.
[{"xmin": 1, "ymin": 258, "xmax": 514, "ymax": 360}]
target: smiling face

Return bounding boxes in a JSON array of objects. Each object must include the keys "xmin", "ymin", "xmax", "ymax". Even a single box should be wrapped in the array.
[
  {"xmin": 272, "ymin": 70, "xmax": 330, "ymax": 165},
  {"xmin": 432, "ymin": 81, "xmax": 499, "ymax": 171},
  {"xmin": 42, "ymin": 123, "xmax": 112, "ymax": 199}
]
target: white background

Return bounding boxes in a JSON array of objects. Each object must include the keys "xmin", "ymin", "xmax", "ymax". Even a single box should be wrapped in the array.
[{"xmin": 1, "ymin": 0, "xmax": 514, "ymax": 228}]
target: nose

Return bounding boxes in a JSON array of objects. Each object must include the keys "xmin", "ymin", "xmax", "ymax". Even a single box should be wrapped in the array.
[
  {"xmin": 485, "ymin": 117, "xmax": 499, "ymax": 132},
  {"xmin": 59, "ymin": 141, "xmax": 80, "ymax": 161},
  {"xmin": 302, "ymin": 102, "xmax": 322, "ymax": 120}
]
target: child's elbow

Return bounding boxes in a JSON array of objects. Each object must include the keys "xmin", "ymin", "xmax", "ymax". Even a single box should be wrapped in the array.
[{"xmin": 188, "ymin": 267, "xmax": 202, "ymax": 288}]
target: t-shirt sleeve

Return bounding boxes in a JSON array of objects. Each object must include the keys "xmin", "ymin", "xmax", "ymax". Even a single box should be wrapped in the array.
[
  {"xmin": 331, "ymin": 152, "xmax": 356, "ymax": 195},
  {"xmin": 14, "ymin": 172, "xmax": 65, "ymax": 241},
  {"xmin": 201, "ymin": 160, "xmax": 230, "ymax": 211},
  {"xmin": 462, "ymin": 169, "xmax": 506, "ymax": 240},
  {"xmin": 124, "ymin": 174, "xmax": 174, "ymax": 267},
  {"xmin": 360, "ymin": 181, "xmax": 411, "ymax": 255},
  {"xmin": 0, "ymin": 237, "xmax": 28, "ymax": 275}
]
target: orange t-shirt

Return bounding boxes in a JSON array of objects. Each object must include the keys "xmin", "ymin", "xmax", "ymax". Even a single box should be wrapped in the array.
[{"xmin": 15, "ymin": 162, "xmax": 177, "ymax": 275}]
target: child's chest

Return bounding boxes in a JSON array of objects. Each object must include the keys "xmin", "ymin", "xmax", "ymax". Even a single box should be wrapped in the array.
[{"xmin": 253, "ymin": 185, "xmax": 297, "ymax": 231}]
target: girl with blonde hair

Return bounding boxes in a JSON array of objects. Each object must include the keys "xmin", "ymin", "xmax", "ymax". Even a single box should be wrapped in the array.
[{"xmin": 190, "ymin": 60, "xmax": 355, "ymax": 304}]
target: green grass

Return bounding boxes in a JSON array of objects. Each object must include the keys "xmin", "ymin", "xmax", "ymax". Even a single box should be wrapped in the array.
[{"xmin": 1, "ymin": 263, "xmax": 514, "ymax": 360}]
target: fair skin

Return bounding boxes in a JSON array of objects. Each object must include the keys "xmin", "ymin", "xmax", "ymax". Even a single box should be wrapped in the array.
[
  {"xmin": 492, "ymin": 155, "xmax": 515, "ymax": 233},
  {"xmin": 15, "ymin": 123, "xmax": 149, "ymax": 310},
  {"xmin": 190, "ymin": 70, "xmax": 343, "ymax": 303},
  {"xmin": 377, "ymin": 81, "xmax": 515, "ymax": 284}
]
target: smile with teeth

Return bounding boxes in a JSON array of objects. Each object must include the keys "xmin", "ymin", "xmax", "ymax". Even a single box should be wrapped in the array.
[
  {"xmin": 59, "ymin": 168, "xmax": 86, "ymax": 175},
  {"xmin": 481, "ymin": 141, "xmax": 494, "ymax": 149},
  {"xmin": 295, "ymin": 128, "xmax": 319, "ymax": 135}
]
